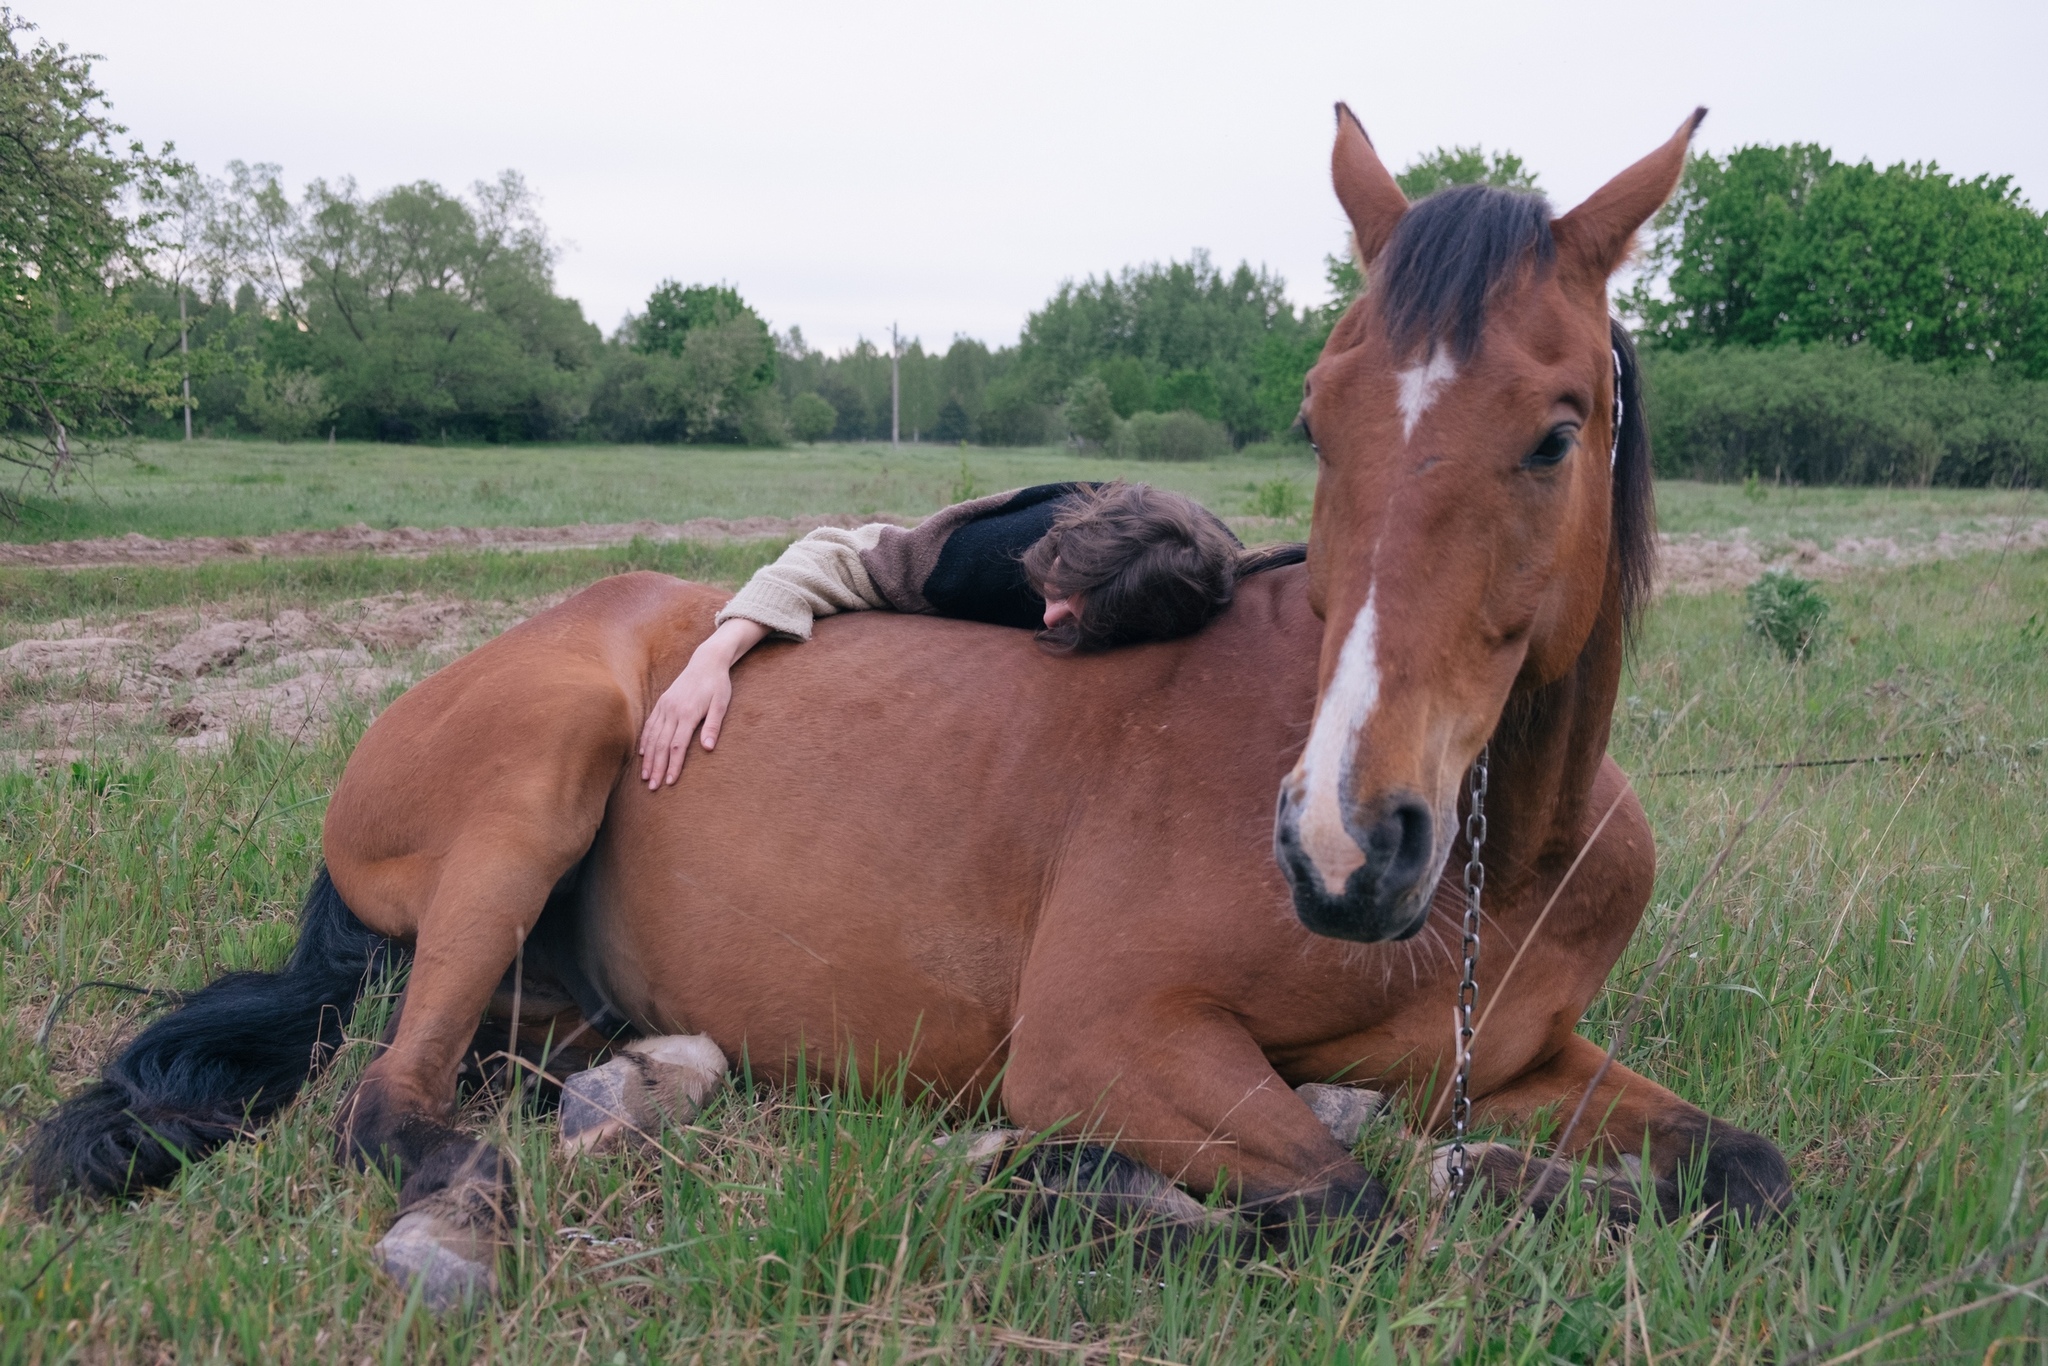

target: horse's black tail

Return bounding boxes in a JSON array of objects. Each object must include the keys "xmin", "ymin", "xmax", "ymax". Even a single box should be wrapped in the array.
[{"xmin": 25, "ymin": 867, "xmax": 397, "ymax": 1209}]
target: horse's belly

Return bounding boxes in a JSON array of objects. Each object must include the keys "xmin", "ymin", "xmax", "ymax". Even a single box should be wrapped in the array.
[{"xmin": 576, "ymin": 756, "xmax": 1039, "ymax": 1099}]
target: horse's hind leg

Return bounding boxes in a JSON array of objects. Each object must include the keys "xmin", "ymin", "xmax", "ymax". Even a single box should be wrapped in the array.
[
  {"xmin": 1468, "ymin": 1034, "xmax": 1792, "ymax": 1227},
  {"xmin": 340, "ymin": 857, "xmax": 574, "ymax": 1307}
]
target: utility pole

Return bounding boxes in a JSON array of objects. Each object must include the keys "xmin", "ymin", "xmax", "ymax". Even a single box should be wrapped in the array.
[
  {"xmin": 179, "ymin": 285, "xmax": 192, "ymax": 440},
  {"xmin": 889, "ymin": 322, "xmax": 901, "ymax": 448}
]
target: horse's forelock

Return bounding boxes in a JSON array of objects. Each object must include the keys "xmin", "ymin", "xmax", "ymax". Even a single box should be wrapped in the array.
[{"xmin": 1375, "ymin": 184, "xmax": 1556, "ymax": 364}]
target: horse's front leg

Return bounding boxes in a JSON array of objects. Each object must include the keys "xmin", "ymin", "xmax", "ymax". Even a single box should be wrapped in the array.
[
  {"xmin": 1466, "ymin": 1033, "xmax": 1792, "ymax": 1227},
  {"xmin": 1004, "ymin": 1003, "xmax": 1393, "ymax": 1256}
]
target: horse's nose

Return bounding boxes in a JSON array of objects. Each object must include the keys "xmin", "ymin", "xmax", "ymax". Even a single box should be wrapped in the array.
[
  {"xmin": 1363, "ymin": 796, "xmax": 1434, "ymax": 905},
  {"xmin": 1273, "ymin": 787, "xmax": 1438, "ymax": 943}
]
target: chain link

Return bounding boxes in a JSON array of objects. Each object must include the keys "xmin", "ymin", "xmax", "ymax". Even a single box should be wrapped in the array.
[{"xmin": 1447, "ymin": 744, "xmax": 1488, "ymax": 1198}]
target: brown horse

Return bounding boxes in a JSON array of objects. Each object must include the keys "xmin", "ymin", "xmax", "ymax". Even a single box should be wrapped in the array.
[{"xmin": 30, "ymin": 106, "xmax": 1790, "ymax": 1293}]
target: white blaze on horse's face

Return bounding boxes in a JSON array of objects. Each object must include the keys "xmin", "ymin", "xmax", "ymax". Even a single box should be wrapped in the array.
[
  {"xmin": 1289, "ymin": 588, "xmax": 1381, "ymax": 891},
  {"xmin": 1395, "ymin": 351, "xmax": 1457, "ymax": 441}
]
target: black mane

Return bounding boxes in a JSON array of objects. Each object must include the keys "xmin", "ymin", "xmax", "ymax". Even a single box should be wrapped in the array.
[
  {"xmin": 1376, "ymin": 184, "xmax": 1555, "ymax": 363},
  {"xmin": 1609, "ymin": 318, "xmax": 1656, "ymax": 630}
]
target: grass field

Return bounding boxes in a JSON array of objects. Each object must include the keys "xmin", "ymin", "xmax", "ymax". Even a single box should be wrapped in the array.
[
  {"xmin": 5, "ymin": 438, "xmax": 2041, "ymax": 553},
  {"xmin": 3, "ymin": 440, "xmax": 1329, "ymax": 545},
  {"xmin": 1, "ymin": 446, "xmax": 2044, "ymax": 1362}
]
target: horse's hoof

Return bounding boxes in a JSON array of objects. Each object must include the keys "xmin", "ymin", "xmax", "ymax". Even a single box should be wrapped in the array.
[
  {"xmin": 559, "ymin": 1033, "xmax": 727, "ymax": 1155},
  {"xmin": 1296, "ymin": 1084, "xmax": 1390, "ymax": 1148},
  {"xmin": 1428, "ymin": 1142, "xmax": 1645, "ymax": 1223},
  {"xmin": 932, "ymin": 1127, "xmax": 1026, "ymax": 1180},
  {"xmin": 375, "ymin": 1199, "xmax": 503, "ymax": 1311}
]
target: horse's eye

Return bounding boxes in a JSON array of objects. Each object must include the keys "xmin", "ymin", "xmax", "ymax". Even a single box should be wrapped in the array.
[{"xmin": 1523, "ymin": 424, "xmax": 1577, "ymax": 469}]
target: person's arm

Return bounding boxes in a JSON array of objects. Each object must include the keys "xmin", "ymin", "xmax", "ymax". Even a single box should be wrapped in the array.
[
  {"xmin": 712, "ymin": 525, "xmax": 891, "ymax": 639},
  {"xmin": 637, "ymin": 526, "xmax": 891, "ymax": 789}
]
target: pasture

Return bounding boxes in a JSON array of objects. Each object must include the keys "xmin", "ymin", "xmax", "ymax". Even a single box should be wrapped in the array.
[{"xmin": 0, "ymin": 442, "xmax": 2043, "ymax": 1362}]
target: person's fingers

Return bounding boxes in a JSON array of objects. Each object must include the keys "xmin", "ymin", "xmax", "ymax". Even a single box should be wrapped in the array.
[
  {"xmin": 643, "ymin": 703, "xmax": 684, "ymax": 788},
  {"xmin": 662, "ymin": 694, "xmax": 712, "ymax": 785},
  {"xmin": 639, "ymin": 710, "xmax": 665, "ymax": 782},
  {"xmin": 700, "ymin": 689, "xmax": 730, "ymax": 751}
]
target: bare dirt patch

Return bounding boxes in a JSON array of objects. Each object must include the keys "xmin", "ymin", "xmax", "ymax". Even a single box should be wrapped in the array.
[
  {"xmin": 0, "ymin": 513, "xmax": 915, "ymax": 570},
  {"xmin": 1, "ymin": 592, "xmax": 528, "ymax": 768},
  {"xmin": 5, "ymin": 512, "xmax": 2042, "ymax": 593},
  {"xmin": 1655, "ymin": 516, "xmax": 2048, "ymax": 594}
]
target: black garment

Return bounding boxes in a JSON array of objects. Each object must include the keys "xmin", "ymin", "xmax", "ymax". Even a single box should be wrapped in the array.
[{"xmin": 920, "ymin": 483, "xmax": 1091, "ymax": 628}]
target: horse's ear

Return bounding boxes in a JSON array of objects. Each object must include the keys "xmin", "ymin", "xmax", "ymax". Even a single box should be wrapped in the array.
[
  {"xmin": 1553, "ymin": 108, "xmax": 1707, "ymax": 283},
  {"xmin": 1331, "ymin": 104, "xmax": 1408, "ymax": 267}
]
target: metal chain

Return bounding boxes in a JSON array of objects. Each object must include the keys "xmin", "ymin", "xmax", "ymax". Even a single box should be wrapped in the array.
[{"xmin": 1447, "ymin": 744, "xmax": 1489, "ymax": 1198}]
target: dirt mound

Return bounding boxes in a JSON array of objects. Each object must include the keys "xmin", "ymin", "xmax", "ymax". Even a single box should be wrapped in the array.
[
  {"xmin": 1655, "ymin": 517, "xmax": 2048, "ymax": 595},
  {"xmin": 0, "ymin": 514, "xmax": 916, "ymax": 570}
]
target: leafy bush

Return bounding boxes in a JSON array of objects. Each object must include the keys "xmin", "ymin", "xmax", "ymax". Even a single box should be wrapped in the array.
[
  {"xmin": 1111, "ymin": 410, "xmax": 1230, "ymax": 461},
  {"xmin": 1248, "ymin": 476, "xmax": 1303, "ymax": 519},
  {"xmin": 789, "ymin": 392, "xmax": 836, "ymax": 443},
  {"xmin": 239, "ymin": 366, "xmax": 335, "ymax": 440},
  {"xmin": 1641, "ymin": 344, "xmax": 2048, "ymax": 486},
  {"xmin": 975, "ymin": 378, "xmax": 1061, "ymax": 446},
  {"xmin": 1745, "ymin": 571, "xmax": 1832, "ymax": 661}
]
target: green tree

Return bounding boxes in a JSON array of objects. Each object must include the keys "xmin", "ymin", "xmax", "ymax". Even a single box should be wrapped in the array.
[
  {"xmin": 1393, "ymin": 145, "xmax": 1540, "ymax": 199},
  {"xmin": 1016, "ymin": 251, "xmax": 1314, "ymax": 443},
  {"xmin": 635, "ymin": 281, "xmax": 776, "ymax": 388},
  {"xmin": 1063, "ymin": 374, "xmax": 1116, "ymax": 446},
  {"xmin": 287, "ymin": 171, "xmax": 601, "ymax": 439},
  {"xmin": 1630, "ymin": 145, "xmax": 2048, "ymax": 376},
  {"xmin": 0, "ymin": 12, "xmax": 181, "ymax": 514}
]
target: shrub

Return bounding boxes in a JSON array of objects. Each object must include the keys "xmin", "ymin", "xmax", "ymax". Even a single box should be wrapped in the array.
[
  {"xmin": 1112, "ymin": 410, "xmax": 1231, "ymax": 461},
  {"xmin": 1745, "ymin": 571, "xmax": 1832, "ymax": 661},
  {"xmin": 1248, "ymin": 476, "xmax": 1303, "ymax": 519},
  {"xmin": 240, "ymin": 366, "xmax": 336, "ymax": 440},
  {"xmin": 789, "ymin": 392, "xmax": 836, "ymax": 443},
  {"xmin": 1640, "ymin": 344, "xmax": 2048, "ymax": 486}
]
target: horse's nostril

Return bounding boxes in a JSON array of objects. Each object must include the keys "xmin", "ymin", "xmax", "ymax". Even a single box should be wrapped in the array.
[{"xmin": 1364, "ymin": 798, "xmax": 1433, "ymax": 896}]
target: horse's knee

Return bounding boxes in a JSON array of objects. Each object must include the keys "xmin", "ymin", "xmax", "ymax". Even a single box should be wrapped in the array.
[{"xmin": 1661, "ymin": 1120, "xmax": 1793, "ymax": 1227}]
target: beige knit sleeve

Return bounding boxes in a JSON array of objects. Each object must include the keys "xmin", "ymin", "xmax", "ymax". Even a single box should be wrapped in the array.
[{"xmin": 714, "ymin": 524, "xmax": 893, "ymax": 641}]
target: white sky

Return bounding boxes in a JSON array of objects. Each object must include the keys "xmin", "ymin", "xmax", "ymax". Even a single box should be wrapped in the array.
[{"xmin": 53, "ymin": 0, "xmax": 2048, "ymax": 354}]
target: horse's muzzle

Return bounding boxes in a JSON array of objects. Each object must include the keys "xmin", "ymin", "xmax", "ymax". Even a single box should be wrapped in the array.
[{"xmin": 1272, "ymin": 786, "xmax": 1438, "ymax": 942}]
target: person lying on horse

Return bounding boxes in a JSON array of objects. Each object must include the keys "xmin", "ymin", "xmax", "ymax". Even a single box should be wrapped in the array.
[{"xmin": 638, "ymin": 480, "xmax": 1286, "ymax": 788}]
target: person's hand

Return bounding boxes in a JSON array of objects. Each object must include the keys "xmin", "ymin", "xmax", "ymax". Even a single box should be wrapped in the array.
[{"xmin": 638, "ymin": 618, "xmax": 769, "ymax": 789}]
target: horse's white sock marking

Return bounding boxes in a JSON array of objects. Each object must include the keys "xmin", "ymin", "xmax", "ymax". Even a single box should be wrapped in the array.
[
  {"xmin": 1396, "ymin": 350, "xmax": 1457, "ymax": 440},
  {"xmin": 1293, "ymin": 589, "xmax": 1381, "ymax": 890}
]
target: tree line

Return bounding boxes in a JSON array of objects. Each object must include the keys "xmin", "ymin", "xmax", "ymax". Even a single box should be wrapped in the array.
[{"xmin": 7, "ymin": 6, "xmax": 2046, "ymax": 513}]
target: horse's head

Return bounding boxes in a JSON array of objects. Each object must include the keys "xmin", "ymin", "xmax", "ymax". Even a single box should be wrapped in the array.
[{"xmin": 1275, "ymin": 106, "xmax": 1699, "ymax": 942}]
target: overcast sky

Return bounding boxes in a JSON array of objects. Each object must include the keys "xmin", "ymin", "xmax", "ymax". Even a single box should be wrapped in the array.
[{"xmin": 52, "ymin": 0, "xmax": 2048, "ymax": 354}]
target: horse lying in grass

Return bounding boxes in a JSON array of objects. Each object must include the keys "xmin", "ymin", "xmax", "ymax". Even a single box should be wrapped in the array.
[{"xmin": 28, "ymin": 105, "xmax": 1791, "ymax": 1303}]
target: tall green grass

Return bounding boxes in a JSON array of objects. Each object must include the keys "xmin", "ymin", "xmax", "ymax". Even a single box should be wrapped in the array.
[{"xmin": 1, "ymin": 548, "xmax": 2043, "ymax": 1362}]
